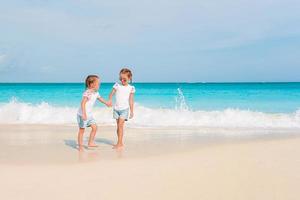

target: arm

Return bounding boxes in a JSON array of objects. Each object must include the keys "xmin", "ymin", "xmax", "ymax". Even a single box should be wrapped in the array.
[
  {"xmin": 97, "ymin": 96, "xmax": 111, "ymax": 107},
  {"xmin": 108, "ymin": 88, "xmax": 116, "ymax": 106},
  {"xmin": 129, "ymin": 93, "xmax": 134, "ymax": 119},
  {"xmin": 81, "ymin": 97, "xmax": 88, "ymax": 120}
]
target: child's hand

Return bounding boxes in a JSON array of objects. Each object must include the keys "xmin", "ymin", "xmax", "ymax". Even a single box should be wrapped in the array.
[
  {"xmin": 106, "ymin": 101, "xmax": 112, "ymax": 107},
  {"xmin": 129, "ymin": 112, "xmax": 134, "ymax": 119},
  {"xmin": 82, "ymin": 114, "xmax": 87, "ymax": 121},
  {"xmin": 105, "ymin": 101, "xmax": 112, "ymax": 107}
]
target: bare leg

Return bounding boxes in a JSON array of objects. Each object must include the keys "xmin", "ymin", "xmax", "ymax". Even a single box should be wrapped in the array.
[
  {"xmin": 88, "ymin": 124, "xmax": 98, "ymax": 147},
  {"xmin": 77, "ymin": 128, "xmax": 85, "ymax": 151},
  {"xmin": 113, "ymin": 118, "xmax": 125, "ymax": 149}
]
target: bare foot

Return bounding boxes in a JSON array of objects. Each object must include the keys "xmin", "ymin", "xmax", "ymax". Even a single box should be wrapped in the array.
[
  {"xmin": 88, "ymin": 143, "xmax": 99, "ymax": 148},
  {"xmin": 78, "ymin": 145, "xmax": 84, "ymax": 152},
  {"xmin": 112, "ymin": 144, "xmax": 124, "ymax": 149}
]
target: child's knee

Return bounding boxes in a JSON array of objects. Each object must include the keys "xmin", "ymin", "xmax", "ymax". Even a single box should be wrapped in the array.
[
  {"xmin": 117, "ymin": 123, "xmax": 124, "ymax": 129},
  {"xmin": 91, "ymin": 124, "xmax": 97, "ymax": 131},
  {"xmin": 118, "ymin": 119, "xmax": 125, "ymax": 125}
]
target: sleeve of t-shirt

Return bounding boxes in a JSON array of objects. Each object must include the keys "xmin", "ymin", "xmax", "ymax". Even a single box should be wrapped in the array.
[
  {"xmin": 113, "ymin": 82, "xmax": 119, "ymax": 90},
  {"xmin": 131, "ymin": 86, "xmax": 136, "ymax": 93},
  {"xmin": 97, "ymin": 92, "xmax": 101, "ymax": 98},
  {"xmin": 83, "ymin": 90, "xmax": 91, "ymax": 99}
]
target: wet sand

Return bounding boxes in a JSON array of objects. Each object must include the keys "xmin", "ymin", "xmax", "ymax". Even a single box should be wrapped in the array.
[{"xmin": 0, "ymin": 124, "xmax": 299, "ymax": 200}]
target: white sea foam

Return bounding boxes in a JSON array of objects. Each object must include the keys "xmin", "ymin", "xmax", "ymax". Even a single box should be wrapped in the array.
[{"xmin": 0, "ymin": 99, "xmax": 300, "ymax": 129}]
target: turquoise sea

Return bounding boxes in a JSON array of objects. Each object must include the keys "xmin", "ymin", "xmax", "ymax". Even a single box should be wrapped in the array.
[{"xmin": 0, "ymin": 82, "xmax": 300, "ymax": 128}]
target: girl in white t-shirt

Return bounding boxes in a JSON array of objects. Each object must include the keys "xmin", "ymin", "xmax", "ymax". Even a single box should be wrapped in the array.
[
  {"xmin": 108, "ymin": 68, "xmax": 135, "ymax": 149},
  {"xmin": 77, "ymin": 75, "xmax": 111, "ymax": 151}
]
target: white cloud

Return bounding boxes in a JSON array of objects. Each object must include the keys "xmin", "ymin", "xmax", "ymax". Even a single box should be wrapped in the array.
[
  {"xmin": 1, "ymin": 0, "xmax": 300, "ymax": 50},
  {"xmin": 0, "ymin": 0, "xmax": 300, "ymax": 82}
]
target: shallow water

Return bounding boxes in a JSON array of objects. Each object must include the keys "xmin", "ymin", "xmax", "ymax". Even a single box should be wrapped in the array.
[
  {"xmin": 0, "ymin": 125, "xmax": 299, "ymax": 165},
  {"xmin": 0, "ymin": 83, "xmax": 300, "ymax": 128}
]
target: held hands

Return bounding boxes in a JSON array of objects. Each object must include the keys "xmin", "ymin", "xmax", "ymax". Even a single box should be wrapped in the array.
[
  {"xmin": 106, "ymin": 100, "xmax": 112, "ymax": 107},
  {"xmin": 98, "ymin": 97, "xmax": 112, "ymax": 107}
]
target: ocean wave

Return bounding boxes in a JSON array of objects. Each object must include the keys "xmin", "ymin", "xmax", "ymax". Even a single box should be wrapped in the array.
[{"xmin": 0, "ymin": 100, "xmax": 300, "ymax": 129}]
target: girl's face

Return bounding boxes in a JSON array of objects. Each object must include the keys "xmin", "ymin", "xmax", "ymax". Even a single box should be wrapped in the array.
[
  {"xmin": 120, "ymin": 73, "xmax": 130, "ymax": 85},
  {"xmin": 90, "ymin": 79, "xmax": 100, "ymax": 91}
]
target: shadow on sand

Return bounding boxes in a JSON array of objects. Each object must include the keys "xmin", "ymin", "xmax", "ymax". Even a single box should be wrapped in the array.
[
  {"xmin": 64, "ymin": 139, "xmax": 78, "ymax": 150},
  {"xmin": 95, "ymin": 138, "xmax": 114, "ymax": 146},
  {"xmin": 64, "ymin": 138, "xmax": 114, "ymax": 150}
]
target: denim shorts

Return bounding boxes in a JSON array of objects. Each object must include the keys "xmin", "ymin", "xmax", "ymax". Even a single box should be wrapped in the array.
[
  {"xmin": 77, "ymin": 115, "xmax": 97, "ymax": 128},
  {"xmin": 113, "ymin": 108, "xmax": 129, "ymax": 121}
]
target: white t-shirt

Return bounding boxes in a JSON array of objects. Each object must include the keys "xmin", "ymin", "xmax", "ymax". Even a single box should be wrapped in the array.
[
  {"xmin": 77, "ymin": 89, "xmax": 101, "ymax": 118},
  {"xmin": 113, "ymin": 82, "xmax": 135, "ymax": 110}
]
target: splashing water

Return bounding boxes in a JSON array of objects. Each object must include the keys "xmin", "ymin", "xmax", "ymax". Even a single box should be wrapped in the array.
[
  {"xmin": 1, "ymin": 83, "xmax": 300, "ymax": 129},
  {"xmin": 1, "ymin": 99, "xmax": 300, "ymax": 129},
  {"xmin": 175, "ymin": 88, "xmax": 189, "ymax": 111}
]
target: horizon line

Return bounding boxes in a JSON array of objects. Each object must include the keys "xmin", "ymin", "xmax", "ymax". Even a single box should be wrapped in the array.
[{"xmin": 0, "ymin": 81, "xmax": 300, "ymax": 84}]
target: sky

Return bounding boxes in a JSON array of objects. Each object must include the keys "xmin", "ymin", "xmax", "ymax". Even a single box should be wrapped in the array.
[{"xmin": 0, "ymin": 0, "xmax": 299, "ymax": 82}]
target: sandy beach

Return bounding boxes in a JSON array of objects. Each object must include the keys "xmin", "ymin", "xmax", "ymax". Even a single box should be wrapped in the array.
[
  {"xmin": 1, "ymin": 0, "xmax": 300, "ymax": 199},
  {"xmin": 0, "ymin": 125, "xmax": 299, "ymax": 200}
]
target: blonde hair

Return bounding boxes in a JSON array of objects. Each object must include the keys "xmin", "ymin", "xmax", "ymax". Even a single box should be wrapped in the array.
[
  {"xmin": 85, "ymin": 75, "xmax": 99, "ymax": 88},
  {"xmin": 119, "ymin": 68, "xmax": 133, "ymax": 82}
]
